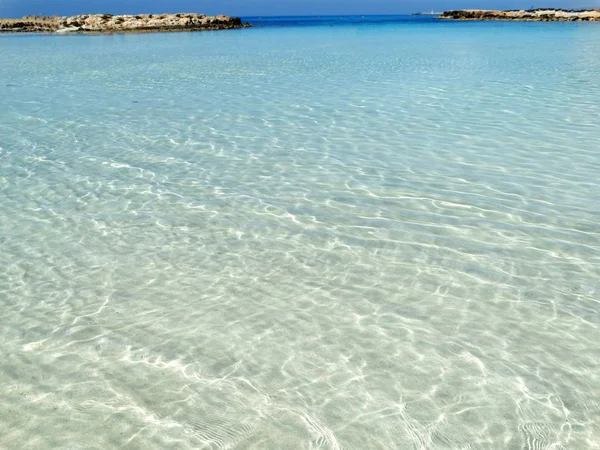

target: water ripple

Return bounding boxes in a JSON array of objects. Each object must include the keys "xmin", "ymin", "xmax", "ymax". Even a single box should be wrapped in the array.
[{"xmin": 1, "ymin": 20, "xmax": 600, "ymax": 449}]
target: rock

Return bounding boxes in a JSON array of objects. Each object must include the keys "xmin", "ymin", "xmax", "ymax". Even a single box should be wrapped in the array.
[
  {"xmin": 56, "ymin": 26, "xmax": 80, "ymax": 33},
  {"xmin": 439, "ymin": 9, "xmax": 600, "ymax": 22},
  {"xmin": 0, "ymin": 12, "xmax": 251, "ymax": 33}
]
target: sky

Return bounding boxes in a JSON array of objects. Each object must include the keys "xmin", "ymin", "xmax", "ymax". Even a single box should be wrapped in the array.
[{"xmin": 0, "ymin": 0, "xmax": 598, "ymax": 18}]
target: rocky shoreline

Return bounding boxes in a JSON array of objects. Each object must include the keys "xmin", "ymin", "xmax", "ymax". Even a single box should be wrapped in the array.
[
  {"xmin": 440, "ymin": 9, "xmax": 600, "ymax": 21},
  {"xmin": 0, "ymin": 13, "xmax": 250, "ymax": 34}
]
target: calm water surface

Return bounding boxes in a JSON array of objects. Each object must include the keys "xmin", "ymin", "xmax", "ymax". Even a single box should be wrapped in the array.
[{"xmin": 1, "ymin": 16, "xmax": 600, "ymax": 449}]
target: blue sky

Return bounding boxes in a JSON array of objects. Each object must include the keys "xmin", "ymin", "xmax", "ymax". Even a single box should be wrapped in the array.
[{"xmin": 1, "ymin": 0, "xmax": 598, "ymax": 18}]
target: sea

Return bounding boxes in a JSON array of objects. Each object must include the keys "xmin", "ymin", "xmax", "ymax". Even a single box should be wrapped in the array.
[{"xmin": 1, "ymin": 15, "xmax": 599, "ymax": 449}]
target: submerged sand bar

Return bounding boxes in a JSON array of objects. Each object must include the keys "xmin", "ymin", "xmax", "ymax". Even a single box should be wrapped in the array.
[
  {"xmin": 440, "ymin": 9, "xmax": 600, "ymax": 21},
  {"xmin": 0, "ymin": 13, "xmax": 249, "ymax": 33}
]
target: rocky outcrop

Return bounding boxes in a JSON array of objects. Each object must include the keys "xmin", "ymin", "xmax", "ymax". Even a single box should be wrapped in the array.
[
  {"xmin": 440, "ymin": 9, "xmax": 600, "ymax": 22},
  {"xmin": 0, "ymin": 13, "xmax": 250, "ymax": 33}
]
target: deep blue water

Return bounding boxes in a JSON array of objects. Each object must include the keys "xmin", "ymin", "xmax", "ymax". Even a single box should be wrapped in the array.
[{"xmin": 244, "ymin": 15, "xmax": 440, "ymax": 27}]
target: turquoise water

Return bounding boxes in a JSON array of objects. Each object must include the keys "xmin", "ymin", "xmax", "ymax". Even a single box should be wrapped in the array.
[{"xmin": 1, "ymin": 17, "xmax": 600, "ymax": 448}]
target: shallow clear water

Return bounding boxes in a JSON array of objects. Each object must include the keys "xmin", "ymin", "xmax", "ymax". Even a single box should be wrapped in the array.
[{"xmin": 1, "ymin": 17, "xmax": 600, "ymax": 449}]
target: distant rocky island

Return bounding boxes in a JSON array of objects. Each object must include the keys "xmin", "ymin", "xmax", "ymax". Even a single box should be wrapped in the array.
[
  {"xmin": 0, "ymin": 13, "xmax": 250, "ymax": 34},
  {"xmin": 440, "ymin": 9, "xmax": 600, "ymax": 21}
]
